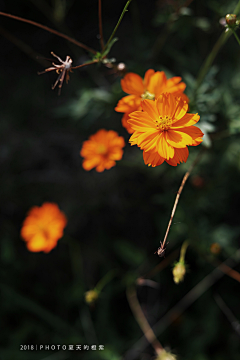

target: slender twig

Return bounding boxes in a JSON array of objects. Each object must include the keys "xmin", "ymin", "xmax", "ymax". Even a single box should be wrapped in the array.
[
  {"xmin": 212, "ymin": 260, "xmax": 240, "ymax": 283},
  {"xmin": 95, "ymin": 269, "xmax": 119, "ymax": 293},
  {"xmin": 126, "ymin": 285, "xmax": 163, "ymax": 357},
  {"xmin": 102, "ymin": 0, "xmax": 133, "ymax": 53},
  {"xmin": 0, "ymin": 11, "xmax": 97, "ymax": 54},
  {"xmin": 125, "ymin": 249, "xmax": 240, "ymax": 359},
  {"xmin": 214, "ymin": 294, "xmax": 240, "ymax": 337},
  {"xmin": 158, "ymin": 149, "xmax": 204, "ymax": 254},
  {"xmin": 71, "ymin": 59, "xmax": 99, "ymax": 70},
  {"xmin": 98, "ymin": 0, "xmax": 104, "ymax": 50},
  {"xmin": 0, "ymin": 25, "xmax": 47, "ymax": 66}
]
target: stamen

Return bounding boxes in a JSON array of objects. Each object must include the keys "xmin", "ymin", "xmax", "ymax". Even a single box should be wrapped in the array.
[
  {"xmin": 141, "ymin": 91, "xmax": 155, "ymax": 100},
  {"xmin": 154, "ymin": 115, "xmax": 173, "ymax": 131},
  {"xmin": 97, "ymin": 144, "xmax": 108, "ymax": 155}
]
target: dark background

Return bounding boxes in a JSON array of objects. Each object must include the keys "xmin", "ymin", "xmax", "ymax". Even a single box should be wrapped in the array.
[{"xmin": 1, "ymin": 0, "xmax": 240, "ymax": 359}]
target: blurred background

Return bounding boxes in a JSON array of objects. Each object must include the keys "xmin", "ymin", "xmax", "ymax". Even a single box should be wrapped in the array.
[{"xmin": 1, "ymin": 0, "xmax": 240, "ymax": 359}]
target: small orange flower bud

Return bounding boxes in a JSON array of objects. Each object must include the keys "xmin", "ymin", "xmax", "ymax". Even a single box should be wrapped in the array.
[
  {"xmin": 225, "ymin": 14, "xmax": 237, "ymax": 26},
  {"xmin": 172, "ymin": 262, "xmax": 186, "ymax": 284},
  {"xmin": 210, "ymin": 243, "xmax": 221, "ymax": 254},
  {"xmin": 85, "ymin": 290, "xmax": 99, "ymax": 305}
]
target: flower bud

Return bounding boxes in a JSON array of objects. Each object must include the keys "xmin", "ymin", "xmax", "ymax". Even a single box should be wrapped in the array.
[
  {"xmin": 156, "ymin": 349, "xmax": 177, "ymax": 360},
  {"xmin": 210, "ymin": 243, "xmax": 221, "ymax": 254},
  {"xmin": 172, "ymin": 261, "xmax": 186, "ymax": 284},
  {"xmin": 85, "ymin": 290, "xmax": 99, "ymax": 305},
  {"xmin": 225, "ymin": 14, "xmax": 237, "ymax": 26}
]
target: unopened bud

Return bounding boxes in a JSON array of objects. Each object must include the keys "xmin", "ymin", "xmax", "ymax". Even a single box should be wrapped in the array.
[
  {"xmin": 172, "ymin": 261, "xmax": 186, "ymax": 284},
  {"xmin": 226, "ymin": 14, "xmax": 237, "ymax": 26},
  {"xmin": 156, "ymin": 349, "xmax": 177, "ymax": 360},
  {"xmin": 85, "ymin": 289, "xmax": 99, "ymax": 305},
  {"xmin": 210, "ymin": 243, "xmax": 221, "ymax": 254}
]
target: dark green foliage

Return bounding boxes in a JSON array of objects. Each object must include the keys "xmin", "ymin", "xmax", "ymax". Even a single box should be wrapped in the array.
[{"xmin": 1, "ymin": 0, "xmax": 240, "ymax": 359}]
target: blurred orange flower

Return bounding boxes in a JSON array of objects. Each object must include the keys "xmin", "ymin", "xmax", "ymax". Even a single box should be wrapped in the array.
[
  {"xmin": 21, "ymin": 203, "xmax": 67, "ymax": 253},
  {"xmin": 80, "ymin": 129, "xmax": 125, "ymax": 172},
  {"xmin": 115, "ymin": 69, "xmax": 188, "ymax": 133},
  {"xmin": 128, "ymin": 93, "xmax": 203, "ymax": 167}
]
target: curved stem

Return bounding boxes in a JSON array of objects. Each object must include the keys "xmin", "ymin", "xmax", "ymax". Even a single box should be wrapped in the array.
[
  {"xmin": 160, "ymin": 149, "xmax": 204, "ymax": 252},
  {"xmin": 126, "ymin": 285, "xmax": 163, "ymax": 356},
  {"xmin": 0, "ymin": 11, "xmax": 97, "ymax": 54}
]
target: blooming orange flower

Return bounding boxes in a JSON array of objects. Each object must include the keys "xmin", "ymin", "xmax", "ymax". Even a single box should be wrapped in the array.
[
  {"xmin": 80, "ymin": 129, "xmax": 125, "ymax": 172},
  {"xmin": 21, "ymin": 203, "xmax": 67, "ymax": 253},
  {"xmin": 115, "ymin": 69, "xmax": 188, "ymax": 133},
  {"xmin": 128, "ymin": 93, "xmax": 203, "ymax": 167}
]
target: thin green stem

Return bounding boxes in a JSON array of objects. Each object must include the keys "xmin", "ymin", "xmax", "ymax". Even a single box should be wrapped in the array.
[
  {"xmin": 102, "ymin": 0, "xmax": 133, "ymax": 54},
  {"xmin": 0, "ymin": 11, "xmax": 97, "ymax": 54},
  {"xmin": 195, "ymin": 0, "xmax": 240, "ymax": 90},
  {"xmin": 1, "ymin": 283, "xmax": 80, "ymax": 336},
  {"xmin": 180, "ymin": 241, "xmax": 189, "ymax": 263},
  {"xmin": 232, "ymin": 28, "xmax": 240, "ymax": 47},
  {"xmin": 95, "ymin": 269, "xmax": 118, "ymax": 293}
]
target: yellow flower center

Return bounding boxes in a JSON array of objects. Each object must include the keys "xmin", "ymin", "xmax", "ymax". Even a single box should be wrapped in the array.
[
  {"xmin": 97, "ymin": 144, "xmax": 108, "ymax": 155},
  {"xmin": 155, "ymin": 115, "xmax": 173, "ymax": 131},
  {"xmin": 141, "ymin": 91, "xmax": 155, "ymax": 100}
]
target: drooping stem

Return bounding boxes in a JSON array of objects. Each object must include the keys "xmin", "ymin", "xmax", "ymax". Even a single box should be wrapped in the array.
[
  {"xmin": 0, "ymin": 11, "xmax": 97, "ymax": 54},
  {"xmin": 102, "ymin": 0, "xmax": 133, "ymax": 54},
  {"xmin": 98, "ymin": 0, "xmax": 104, "ymax": 50},
  {"xmin": 160, "ymin": 149, "xmax": 204, "ymax": 252},
  {"xmin": 126, "ymin": 285, "xmax": 164, "ymax": 357}
]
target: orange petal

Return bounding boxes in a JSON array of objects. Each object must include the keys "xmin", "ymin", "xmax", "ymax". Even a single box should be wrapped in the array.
[
  {"xmin": 173, "ymin": 97, "xmax": 188, "ymax": 120},
  {"xmin": 121, "ymin": 73, "xmax": 144, "ymax": 96},
  {"xmin": 122, "ymin": 113, "xmax": 134, "ymax": 134},
  {"xmin": 171, "ymin": 113, "xmax": 200, "ymax": 128},
  {"xmin": 134, "ymin": 130, "xmax": 159, "ymax": 149},
  {"xmin": 177, "ymin": 126, "xmax": 204, "ymax": 145},
  {"xmin": 166, "ymin": 77, "xmax": 186, "ymax": 93},
  {"xmin": 128, "ymin": 111, "xmax": 156, "ymax": 130},
  {"xmin": 143, "ymin": 149, "xmax": 165, "ymax": 167},
  {"xmin": 115, "ymin": 95, "xmax": 141, "ymax": 113},
  {"xmin": 156, "ymin": 93, "xmax": 176, "ymax": 118},
  {"xmin": 82, "ymin": 157, "xmax": 101, "ymax": 171},
  {"xmin": 156, "ymin": 132, "xmax": 174, "ymax": 159},
  {"xmin": 148, "ymin": 71, "xmax": 167, "ymax": 97},
  {"xmin": 166, "ymin": 147, "xmax": 189, "ymax": 166},
  {"xmin": 143, "ymin": 69, "xmax": 155, "ymax": 89},
  {"xmin": 166, "ymin": 129, "xmax": 193, "ymax": 148},
  {"xmin": 141, "ymin": 99, "xmax": 159, "ymax": 120}
]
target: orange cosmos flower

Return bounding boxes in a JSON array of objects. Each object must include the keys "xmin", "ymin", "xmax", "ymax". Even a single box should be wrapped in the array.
[
  {"xmin": 128, "ymin": 93, "xmax": 203, "ymax": 167},
  {"xmin": 80, "ymin": 129, "xmax": 125, "ymax": 172},
  {"xmin": 21, "ymin": 203, "xmax": 67, "ymax": 253},
  {"xmin": 115, "ymin": 69, "xmax": 188, "ymax": 133}
]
